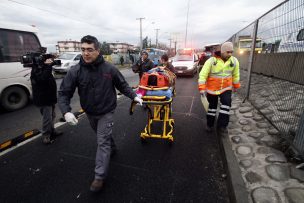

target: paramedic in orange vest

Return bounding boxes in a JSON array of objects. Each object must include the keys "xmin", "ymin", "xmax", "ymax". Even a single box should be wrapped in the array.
[{"xmin": 198, "ymin": 42, "xmax": 240, "ymax": 133}]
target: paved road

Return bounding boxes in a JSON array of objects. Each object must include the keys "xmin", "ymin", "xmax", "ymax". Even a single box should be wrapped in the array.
[
  {"xmin": 0, "ymin": 69, "xmax": 229, "ymax": 202},
  {"xmin": 0, "ymin": 68, "xmax": 138, "ymax": 143}
]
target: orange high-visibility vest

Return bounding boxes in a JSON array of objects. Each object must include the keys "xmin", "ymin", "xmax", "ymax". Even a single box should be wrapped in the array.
[{"xmin": 198, "ymin": 56, "xmax": 240, "ymax": 95}]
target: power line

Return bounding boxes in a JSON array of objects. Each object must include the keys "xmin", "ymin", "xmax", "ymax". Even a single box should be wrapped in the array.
[{"xmin": 6, "ymin": 0, "xmax": 119, "ymax": 33}]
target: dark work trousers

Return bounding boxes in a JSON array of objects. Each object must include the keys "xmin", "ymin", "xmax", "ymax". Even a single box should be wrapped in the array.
[
  {"xmin": 39, "ymin": 105, "xmax": 56, "ymax": 136},
  {"xmin": 206, "ymin": 90, "xmax": 232, "ymax": 128},
  {"xmin": 87, "ymin": 111, "xmax": 116, "ymax": 180}
]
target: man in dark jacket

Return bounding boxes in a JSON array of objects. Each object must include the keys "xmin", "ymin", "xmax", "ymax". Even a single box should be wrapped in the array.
[
  {"xmin": 135, "ymin": 51, "xmax": 154, "ymax": 79},
  {"xmin": 58, "ymin": 35, "xmax": 142, "ymax": 192},
  {"xmin": 30, "ymin": 58, "xmax": 61, "ymax": 144}
]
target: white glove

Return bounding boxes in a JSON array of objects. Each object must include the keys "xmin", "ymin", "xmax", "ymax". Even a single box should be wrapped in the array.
[
  {"xmin": 134, "ymin": 96, "xmax": 143, "ymax": 106},
  {"xmin": 64, "ymin": 112, "xmax": 78, "ymax": 125}
]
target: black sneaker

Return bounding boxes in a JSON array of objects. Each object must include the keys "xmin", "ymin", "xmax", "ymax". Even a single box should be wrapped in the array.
[{"xmin": 42, "ymin": 135, "xmax": 54, "ymax": 145}]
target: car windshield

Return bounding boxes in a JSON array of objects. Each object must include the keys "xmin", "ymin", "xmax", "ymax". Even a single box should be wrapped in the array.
[
  {"xmin": 175, "ymin": 55, "xmax": 193, "ymax": 61},
  {"xmin": 58, "ymin": 53, "xmax": 76, "ymax": 60}
]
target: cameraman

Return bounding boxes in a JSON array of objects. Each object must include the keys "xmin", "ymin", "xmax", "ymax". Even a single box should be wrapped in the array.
[{"xmin": 30, "ymin": 58, "xmax": 62, "ymax": 144}]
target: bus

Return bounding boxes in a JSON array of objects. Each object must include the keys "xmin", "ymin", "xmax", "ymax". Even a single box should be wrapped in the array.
[
  {"xmin": 143, "ymin": 48, "xmax": 167, "ymax": 66},
  {"xmin": 0, "ymin": 22, "xmax": 43, "ymax": 111},
  {"xmin": 237, "ymin": 36, "xmax": 262, "ymax": 54}
]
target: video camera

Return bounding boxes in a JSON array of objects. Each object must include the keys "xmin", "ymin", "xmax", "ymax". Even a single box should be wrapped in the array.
[{"xmin": 21, "ymin": 47, "xmax": 61, "ymax": 68}]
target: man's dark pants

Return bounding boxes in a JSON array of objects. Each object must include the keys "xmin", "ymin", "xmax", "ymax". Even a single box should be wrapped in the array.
[{"xmin": 206, "ymin": 90, "xmax": 232, "ymax": 128}]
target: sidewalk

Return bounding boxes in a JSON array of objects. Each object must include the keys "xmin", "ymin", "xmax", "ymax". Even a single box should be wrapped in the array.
[{"xmin": 222, "ymin": 94, "xmax": 304, "ymax": 203}]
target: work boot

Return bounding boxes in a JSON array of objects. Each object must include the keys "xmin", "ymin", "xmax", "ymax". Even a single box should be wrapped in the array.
[{"xmin": 90, "ymin": 179, "xmax": 104, "ymax": 192}]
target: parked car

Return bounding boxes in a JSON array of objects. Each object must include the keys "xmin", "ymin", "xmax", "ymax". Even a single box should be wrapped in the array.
[
  {"xmin": 53, "ymin": 52, "xmax": 81, "ymax": 73},
  {"xmin": 172, "ymin": 53, "xmax": 199, "ymax": 77}
]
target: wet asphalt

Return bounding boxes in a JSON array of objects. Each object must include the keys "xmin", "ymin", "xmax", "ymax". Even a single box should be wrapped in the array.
[{"xmin": 0, "ymin": 74, "xmax": 229, "ymax": 202}]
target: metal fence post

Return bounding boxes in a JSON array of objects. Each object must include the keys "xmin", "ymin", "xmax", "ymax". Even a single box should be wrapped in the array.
[
  {"xmin": 244, "ymin": 20, "xmax": 259, "ymax": 101},
  {"xmin": 294, "ymin": 111, "xmax": 304, "ymax": 160}
]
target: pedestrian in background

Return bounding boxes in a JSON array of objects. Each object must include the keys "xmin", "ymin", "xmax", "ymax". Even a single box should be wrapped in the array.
[
  {"xmin": 30, "ymin": 58, "xmax": 62, "ymax": 144},
  {"xmin": 134, "ymin": 51, "xmax": 154, "ymax": 79},
  {"xmin": 120, "ymin": 55, "xmax": 124, "ymax": 66},
  {"xmin": 198, "ymin": 42, "xmax": 240, "ymax": 133},
  {"xmin": 160, "ymin": 54, "xmax": 175, "ymax": 73},
  {"xmin": 58, "ymin": 35, "xmax": 143, "ymax": 192}
]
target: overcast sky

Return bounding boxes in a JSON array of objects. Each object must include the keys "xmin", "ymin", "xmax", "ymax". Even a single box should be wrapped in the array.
[{"xmin": 0, "ymin": 0, "xmax": 284, "ymax": 52}]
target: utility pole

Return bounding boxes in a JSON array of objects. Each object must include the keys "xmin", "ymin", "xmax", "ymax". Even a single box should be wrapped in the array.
[
  {"xmin": 136, "ymin": 17, "xmax": 145, "ymax": 51},
  {"xmin": 185, "ymin": 0, "xmax": 190, "ymax": 48},
  {"xmin": 168, "ymin": 38, "xmax": 172, "ymax": 55},
  {"xmin": 155, "ymin": 28, "xmax": 160, "ymax": 48}
]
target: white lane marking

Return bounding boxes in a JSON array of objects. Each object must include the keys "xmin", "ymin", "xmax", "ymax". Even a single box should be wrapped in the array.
[{"xmin": 0, "ymin": 114, "xmax": 86, "ymax": 157}]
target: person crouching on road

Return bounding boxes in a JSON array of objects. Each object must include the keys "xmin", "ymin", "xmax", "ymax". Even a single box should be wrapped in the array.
[
  {"xmin": 198, "ymin": 42, "xmax": 240, "ymax": 134},
  {"xmin": 58, "ymin": 35, "xmax": 143, "ymax": 192},
  {"xmin": 30, "ymin": 58, "xmax": 62, "ymax": 144}
]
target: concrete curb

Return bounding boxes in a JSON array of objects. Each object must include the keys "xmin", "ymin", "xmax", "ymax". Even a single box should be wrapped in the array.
[
  {"xmin": 217, "ymin": 130, "xmax": 249, "ymax": 203},
  {"xmin": 0, "ymin": 109, "xmax": 85, "ymax": 153},
  {"xmin": 0, "ymin": 129, "xmax": 40, "ymax": 152}
]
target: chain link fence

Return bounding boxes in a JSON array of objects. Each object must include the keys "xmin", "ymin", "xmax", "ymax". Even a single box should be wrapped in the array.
[{"xmin": 228, "ymin": 0, "xmax": 304, "ymax": 158}]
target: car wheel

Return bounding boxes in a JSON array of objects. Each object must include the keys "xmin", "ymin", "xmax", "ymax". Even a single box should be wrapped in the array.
[
  {"xmin": 1, "ymin": 86, "xmax": 29, "ymax": 111},
  {"xmin": 191, "ymin": 70, "xmax": 195, "ymax": 77}
]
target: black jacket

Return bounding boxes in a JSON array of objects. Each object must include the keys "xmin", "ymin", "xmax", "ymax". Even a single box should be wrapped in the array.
[
  {"xmin": 58, "ymin": 55, "xmax": 136, "ymax": 116},
  {"xmin": 136, "ymin": 58, "xmax": 154, "ymax": 73},
  {"xmin": 30, "ymin": 64, "xmax": 57, "ymax": 106}
]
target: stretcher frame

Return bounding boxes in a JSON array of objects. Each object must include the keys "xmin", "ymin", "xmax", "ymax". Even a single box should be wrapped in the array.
[{"xmin": 130, "ymin": 86, "xmax": 175, "ymax": 143}]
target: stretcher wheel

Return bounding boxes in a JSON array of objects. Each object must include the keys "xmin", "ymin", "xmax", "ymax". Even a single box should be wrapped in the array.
[
  {"xmin": 167, "ymin": 137, "xmax": 174, "ymax": 146},
  {"xmin": 129, "ymin": 101, "xmax": 136, "ymax": 115},
  {"xmin": 140, "ymin": 136, "xmax": 147, "ymax": 144}
]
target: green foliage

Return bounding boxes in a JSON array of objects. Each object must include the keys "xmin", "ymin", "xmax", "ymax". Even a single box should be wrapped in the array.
[{"xmin": 100, "ymin": 42, "xmax": 112, "ymax": 55}]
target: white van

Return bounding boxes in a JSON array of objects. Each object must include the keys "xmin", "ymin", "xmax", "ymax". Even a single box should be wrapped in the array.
[
  {"xmin": 0, "ymin": 22, "xmax": 43, "ymax": 111},
  {"xmin": 172, "ymin": 48, "xmax": 199, "ymax": 77}
]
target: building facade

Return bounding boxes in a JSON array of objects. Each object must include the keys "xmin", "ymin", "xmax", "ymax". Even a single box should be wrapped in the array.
[
  {"xmin": 56, "ymin": 41, "xmax": 81, "ymax": 53},
  {"xmin": 108, "ymin": 42, "xmax": 135, "ymax": 54}
]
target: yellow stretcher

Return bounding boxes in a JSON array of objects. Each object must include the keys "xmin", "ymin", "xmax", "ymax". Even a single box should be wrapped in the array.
[{"xmin": 130, "ymin": 86, "xmax": 175, "ymax": 143}]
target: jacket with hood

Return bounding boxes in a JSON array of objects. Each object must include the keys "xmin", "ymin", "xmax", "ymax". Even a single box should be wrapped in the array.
[{"xmin": 58, "ymin": 54, "xmax": 136, "ymax": 116}]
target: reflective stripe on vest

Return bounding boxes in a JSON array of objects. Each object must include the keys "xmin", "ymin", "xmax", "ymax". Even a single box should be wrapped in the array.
[{"xmin": 207, "ymin": 86, "xmax": 232, "ymax": 95}]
